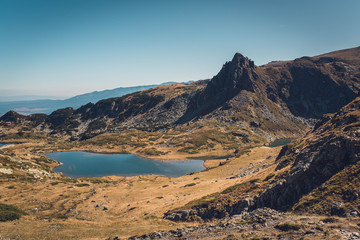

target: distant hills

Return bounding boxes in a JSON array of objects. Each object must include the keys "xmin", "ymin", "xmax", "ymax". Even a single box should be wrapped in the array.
[{"xmin": 0, "ymin": 82, "xmax": 194, "ymax": 116}]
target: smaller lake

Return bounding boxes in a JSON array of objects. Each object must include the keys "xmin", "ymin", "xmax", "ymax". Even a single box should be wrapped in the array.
[
  {"xmin": 0, "ymin": 142, "xmax": 14, "ymax": 146},
  {"xmin": 268, "ymin": 138, "xmax": 293, "ymax": 148},
  {"xmin": 47, "ymin": 151, "xmax": 205, "ymax": 178}
]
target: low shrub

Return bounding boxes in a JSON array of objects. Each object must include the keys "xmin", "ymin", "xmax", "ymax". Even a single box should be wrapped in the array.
[
  {"xmin": 75, "ymin": 183, "xmax": 90, "ymax": 187},
  {"xmin": 221, "ymin": 182, "xmax": 247, "ymax": 194},
  {"xmin": 275, "ymin": 222, "xmax": 302, "ymax": 231},
  {"xmin": 0, "ymin": 203, "xmax": 25, "ymax": 222},
  {"xmin": 322, "ymin": 217, "xmax": 337, "ymax": 223},
  {"xmin": 184, "ymin": 183, "xmax": 196, "ymax": 187},
  {"xmin": 184, "ymin": 192, "xmax": 220, "ymax": 209}
]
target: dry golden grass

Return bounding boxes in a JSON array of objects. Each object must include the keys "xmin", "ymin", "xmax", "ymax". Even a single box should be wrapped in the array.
[{"xmin": 0, "ymin": 145, "xmax": 281, "ymax": 239}]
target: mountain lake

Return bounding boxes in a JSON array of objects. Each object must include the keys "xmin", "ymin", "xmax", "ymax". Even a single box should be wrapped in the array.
[
  {"xmin": 0, "ymin": 142, "xmax": 16, "ymax": 146},
  {"xmin": 47, "ymin": 151, "xmax": 205, "ymax": 178},
  {"xmin": 268, "ymin": 138, "xmax": 294, "ymax": 148}
]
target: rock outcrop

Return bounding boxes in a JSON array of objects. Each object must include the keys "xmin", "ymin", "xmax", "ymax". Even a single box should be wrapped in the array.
[
  {"xmin": 123, "ymin": 207, "xmax": 360, "ymax": 239},
  {"xmin": 127, "ymin": 208, "xmax": 282, "ymax": 240}
]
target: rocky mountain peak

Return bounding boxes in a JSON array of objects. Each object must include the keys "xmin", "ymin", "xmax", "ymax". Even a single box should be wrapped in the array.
[
  {"xmin": 176, "ymin": 53, "xmax": 259, "ymax": 122},
  {"xmin": 212, "ymin": 53, "xmax": 257, "ymax": 94},
  {"xmin": 0, "ymin": 110, "xmax": 26, "ymax": 122},
  {"xmin": 230, "ymin": 52, "xmax": 255, "ymax": 69}
]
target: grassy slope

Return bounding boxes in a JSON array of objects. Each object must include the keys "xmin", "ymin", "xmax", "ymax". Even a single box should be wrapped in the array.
[
  {"xmin": 294, "ymin": 160, "xmax": 360, "ymax": 215},
  {"xmin": 0, "ymin": 140, "xmax": 280, "ymax": 239}
]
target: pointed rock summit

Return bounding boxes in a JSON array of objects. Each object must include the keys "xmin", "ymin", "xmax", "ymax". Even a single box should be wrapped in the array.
[
  {"xmin": 200, "ymin": 52, "xmax": 257, "ymax": 106},
  {"xmin": 230, "ymin": 52, "xmax": 255, "ymax": 69},
  {"xmin": 0, "ymin": 110, "xmax": 25, "ymax": 123},
  {"xmin": 176, "ymin": 53, "xmax": 258, "ymax": 123}
]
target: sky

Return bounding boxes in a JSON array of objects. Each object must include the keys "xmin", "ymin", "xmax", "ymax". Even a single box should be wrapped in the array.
[{"xmin": 0, "ymin": 0, "xmax": 359, "ymax": 98}]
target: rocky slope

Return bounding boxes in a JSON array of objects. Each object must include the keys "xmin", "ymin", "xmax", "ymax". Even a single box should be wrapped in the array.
[
  {"xmin": 165, "ymin": 96, "xmax": 360, "ymax": 221},
  {"xmin": 257, "ymin": 96, "xmax": 360, "ymax": 211},
  {"xmin": 125, "ymin": 208, "xmax": 360, "ymax": 240},
  {"xmin": 1, "ymin": 47, "xmax": 360, "ymax": 142}
]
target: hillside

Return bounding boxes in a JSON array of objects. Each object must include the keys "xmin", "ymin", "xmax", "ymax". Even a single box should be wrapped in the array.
[
  {"xmin": 164, "ymin": 96, "xmax": 360, "ymax": 222},
  {"xmin": 125, "ymin": 97, "xmax": 360, "ymax": 240}
]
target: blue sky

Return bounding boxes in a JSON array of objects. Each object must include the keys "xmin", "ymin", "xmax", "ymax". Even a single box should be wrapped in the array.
[{"xmin": 1, "ymin": 0, "xmax": 359, "ymax": 98}]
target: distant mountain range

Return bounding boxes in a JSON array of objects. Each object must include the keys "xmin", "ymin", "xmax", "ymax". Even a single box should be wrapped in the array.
[{"xmin": 0, "ymin": 82, "xmax": 194, "ymax": 116}]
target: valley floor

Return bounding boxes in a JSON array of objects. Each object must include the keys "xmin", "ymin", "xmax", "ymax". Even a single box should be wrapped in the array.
[
  {"xmin": 0, "ymin": 144, "xmax": 271, "ymax": 239},
  {"xmin": 0, "ymin": 143, "xmax": 359, "ymax": 239}
]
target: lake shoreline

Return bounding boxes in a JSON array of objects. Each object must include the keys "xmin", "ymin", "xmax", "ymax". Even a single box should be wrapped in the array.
[{"xmin": 47, "ymin": 151, "xmax": 205, "ymax": 179}]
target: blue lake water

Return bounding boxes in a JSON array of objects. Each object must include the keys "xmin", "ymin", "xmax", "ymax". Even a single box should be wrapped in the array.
[
  {"xmin": 268, "ymin": 138, "xmax": 294, "ymax": 148},
  {"xmin": 47, "ymin": 151, "xmax": 205, "ymax": 178},
  {"xmin": 0, "ymin": 142, "xmax": 13, "ymax": 146}
]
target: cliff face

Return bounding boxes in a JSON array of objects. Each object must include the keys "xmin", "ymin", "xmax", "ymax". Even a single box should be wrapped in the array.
[
  {"xmin": 1, "ymin": 47, "xmax": 360, "ymax": 141},
  {"xmin": 281, "ymin": 57, "xmax": 358, "ymax": 118}
]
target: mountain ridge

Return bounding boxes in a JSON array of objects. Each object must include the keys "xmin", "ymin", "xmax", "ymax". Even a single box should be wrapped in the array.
[
  {"xmin": 0, "ymin": 81, "xmax": 199, "ymax": 116},
  {"xmin": 1, "ymin": 46, "xmax": 360, "ymax": 143}
]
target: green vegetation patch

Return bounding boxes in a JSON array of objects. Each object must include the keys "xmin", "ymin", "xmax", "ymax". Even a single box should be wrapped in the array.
[
  {"xmin": 75, "ymin": 183, "xmax": 90, "ymax": 187},
  {"xmin": 184, "ymin": 183, "xmax": 196, "ymax": 187},
  {"xmin": 221, "ymin": 182, "xmax": 248, "ymax": 194},
  {"xmin": 0, "ymin": 203, "xmax": 25, "ymax": 222},
  {"xmin": 184, "ymin": 192, "xmax": 220, "ymax": 209},
  {"xmin": 82, "ymin": 178, "xmax": 110, "ymax": 184},
  {"xmin": 177, "ymin": 180, "xmax": 260, "ymax": 211},
  {"xmin": 268, "ymin": 138, "xmax": 293, "ymax": 148},
  {"xmin": 0, "ymin": 132, "xmax": 47, "ymax": 140},
  {"xmin": 190, "ymin": 155, "xmax": 232, "ymax": 160},
  {"xmin": 177, "ymin": 127, "xmax": 241, "ymax": 153},
  {"xmin": 139, "ymin": 147, "xmax": 165, "ymax": 156},
  {"xmin": 144, "ymin": 214, "xmax": 158, "ymax": 220},
  {"xmin": 275, "ymin": 222, "xmax": 302, "ymax": 231},
  {"xmin": 322, "ymin": 217, "xmax": 337, "ymax": 223}
]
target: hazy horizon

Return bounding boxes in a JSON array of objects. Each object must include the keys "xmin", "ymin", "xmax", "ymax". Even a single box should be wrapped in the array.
[
  {"xmin": 1, "ymin": 0, "xmax": 360, "ymax": 98},
  {"xmin": 0, "ymin": 80, "xmax": 197, "ymax": 101}
]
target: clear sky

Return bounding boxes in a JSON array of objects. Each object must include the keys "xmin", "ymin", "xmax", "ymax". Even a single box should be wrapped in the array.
[{"xmin": 1, "ymin": 0, "xmax": 359, "ymax": 98}]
